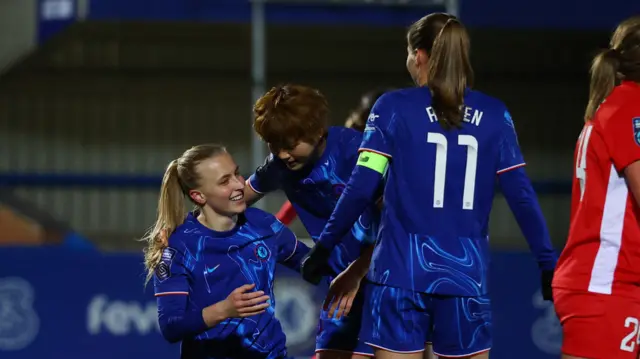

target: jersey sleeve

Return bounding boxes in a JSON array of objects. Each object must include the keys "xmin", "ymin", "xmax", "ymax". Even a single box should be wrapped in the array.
[
  {"xmin": 247, "ymin": 154, "xmax": 282, "ymax": 194},
  {"xmin": 601, "ymin": 106, "xmax": 640, "ymax": 172},
  {"xmin": 351, "ymin": 210, "xmax": 378, "ymax": 246},
  {"xmin": 498, "ymin": 167, "xmax": 557, "ymax": 271},
  {"xmin": 155, "ymin": 248, "xmax": 208, "ymax": 343},
  {"xmin": 272, "ymin": 219, "xmax": 309, "ymax": 272},
  {"xmin": 496, "ymin": 109, "xmax": 526, "ymax": 175},
  {"xmin": 360, "ymin": 94, "xmax": 396, "ymax": 158},
  {"xmin": 154, "ymin": 246, "xmax": 190, "ymax": 297},
  {"xmin": 317, "ymin": 164, "xmax": 383, "ymax": 250}
]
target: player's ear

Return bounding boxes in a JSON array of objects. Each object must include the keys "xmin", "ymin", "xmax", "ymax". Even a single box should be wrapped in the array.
[
  {"xmin": 188, "ymin": 190, "xmax": 206, "ymax": 205},
  {"xmin": 415, "ymin": 49, "xmax": 429, "ymax": 67}
]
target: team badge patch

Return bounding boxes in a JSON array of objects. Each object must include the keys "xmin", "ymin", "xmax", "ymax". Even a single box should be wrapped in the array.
[
  {"xmin": 155, "ymin": 247, "xmax": 176, "ymax": 282},
  {"xmin": 254, "ymin": 243, "xmax": 271, "ymax": 261},
  {"xmin": 633, "ymin": 118, "xmax": 640, "ymax": 146}
]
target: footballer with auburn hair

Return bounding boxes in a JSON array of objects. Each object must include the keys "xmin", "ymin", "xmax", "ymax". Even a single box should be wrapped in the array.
[
  {"xmin": 274, "ymin": 88, "xmax": 389, "ymax": 226},
  {"xmin": 243, "ymin": 84, "xmax": 380, "ymax": 359}
]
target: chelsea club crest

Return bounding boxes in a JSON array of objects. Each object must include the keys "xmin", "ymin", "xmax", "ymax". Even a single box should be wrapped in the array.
[{"xmin": 254, "ymin": 243, "xmax": 271, "ymax": 261}]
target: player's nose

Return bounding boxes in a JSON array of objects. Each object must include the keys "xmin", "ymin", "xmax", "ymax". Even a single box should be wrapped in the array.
[
  {"xmin": 231, "ymin": 175, "xmax": 245, "ymax": 190},
  {"xmin": 276, "ymin": 150, "xmax": 291, "ymax": 161}
]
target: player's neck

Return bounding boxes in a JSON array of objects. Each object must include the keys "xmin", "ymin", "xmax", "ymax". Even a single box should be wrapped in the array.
[{"xmin": 197, "ymin": 207, "xmax": 238, "ymax": 233}]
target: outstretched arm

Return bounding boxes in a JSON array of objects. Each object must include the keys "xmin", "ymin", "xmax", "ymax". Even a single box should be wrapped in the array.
[
  {"xmin": 245, "ymin": 154, "xmax": 283, "ymax": 207},
  {"xmin": 244, "ymin": 180, "xmax": 265, "ymax": 207},
  {"xmin": 316, "ymin": 153, "xmax": 385, "ymax": 250},
  {"xmin": 301, "ymin": 152, "xmax": 385, "ymax": 284},
  {"xmin": 302, "ymin": 93, "xmax": 395, "ymax": 284},
  {"xmin": 324, "ymin": 244, "xmax": 374, "ymax": 320}
]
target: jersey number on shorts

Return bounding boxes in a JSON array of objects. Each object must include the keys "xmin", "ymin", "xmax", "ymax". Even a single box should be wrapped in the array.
[
  {"xmin": 621, "ymin": 316, "xmax": 640, "ymax": 352},
  {"xmin": 427, "ymin": 133, "xmax": 478, "ymax": 210},
  {"xmin": 576, "ymin": 125, "xmax": 594, "ymax": 201}
]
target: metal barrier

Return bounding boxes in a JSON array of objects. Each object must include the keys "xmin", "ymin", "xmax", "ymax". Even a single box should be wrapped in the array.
[{"xmin": 0, "ymin": 172, "xmax": 572, "ymax": 250}]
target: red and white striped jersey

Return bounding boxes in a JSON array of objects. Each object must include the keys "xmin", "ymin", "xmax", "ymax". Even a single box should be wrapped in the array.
[{"xmin": 553, "ymin": 81, "xmax": 640, "ymax": 299}]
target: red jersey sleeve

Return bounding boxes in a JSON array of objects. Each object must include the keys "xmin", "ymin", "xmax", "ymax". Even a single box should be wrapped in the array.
[
  {"xmin": 275, "ymin": 201, "xmax": 297, "ymax": 225},
  {"xmin": 601, "ymin": 104, "xmax": 640, "ymax": 173}
]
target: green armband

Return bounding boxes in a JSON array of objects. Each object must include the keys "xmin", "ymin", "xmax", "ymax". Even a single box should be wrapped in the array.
[{"xmin": 357, "ymin": 151, "xmax": 389, "ymax": 174}]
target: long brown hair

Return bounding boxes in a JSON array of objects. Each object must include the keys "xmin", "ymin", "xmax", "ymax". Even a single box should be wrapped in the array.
[
  {"xmin": 585, "ymin": 16, "xmax": 640, "ymax": 121},
  {"xmin": 141, "ymin": 144, "xmax": 227, "ymax": 284},
  {"xmin": 408, "ymin": 13, "xmax": 474, "ymax": 129}
]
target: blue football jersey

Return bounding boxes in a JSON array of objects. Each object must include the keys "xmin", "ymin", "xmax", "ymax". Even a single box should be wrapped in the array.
[
  {"xmin": 362, "ymin": 87, "xmax": 525, "ymax": 297},
  {"xmin": 249, "ymin": 126, "xmax": 378, "ymax": 275},
  {"xmin": 154, "ymin": 208, "xmax": 308, "ymax": 359}
]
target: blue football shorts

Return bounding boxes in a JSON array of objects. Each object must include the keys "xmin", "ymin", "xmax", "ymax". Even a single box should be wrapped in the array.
[
  {"xmin": 360, "ymin": 281, "xmax": 492, "ymax": 357},
  {"xmin": 316, "ymin": 280, "xmax": 374, "ymax": 357}
]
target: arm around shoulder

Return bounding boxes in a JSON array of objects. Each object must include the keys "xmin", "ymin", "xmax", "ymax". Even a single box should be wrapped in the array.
[
  {"xmin": 244, "ymin": 179, "xmax": 265, "ymax": 207},
  {"xmin": 245, "ymin": 155, "xmax": 283, "ymax": 206}
]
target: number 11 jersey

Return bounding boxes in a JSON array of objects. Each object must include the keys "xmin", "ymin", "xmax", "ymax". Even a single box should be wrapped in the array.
[{"xmin": 362, "ymin": 87, "xmax": 525, "ymax": 297}]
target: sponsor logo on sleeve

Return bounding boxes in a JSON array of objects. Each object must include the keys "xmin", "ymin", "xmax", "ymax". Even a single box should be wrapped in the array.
[{"xmin": 155, "ymin": 247, "xmax": 176, "ymax": 282}]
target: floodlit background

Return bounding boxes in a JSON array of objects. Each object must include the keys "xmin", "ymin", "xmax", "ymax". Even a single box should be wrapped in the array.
[{"xmin": 0, "ymin": 0, "xmax": 637, "ymax": 358}]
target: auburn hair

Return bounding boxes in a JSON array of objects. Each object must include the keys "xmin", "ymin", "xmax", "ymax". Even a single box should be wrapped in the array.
[{"xmin": 253, "ymin": 84, "xmax": 329, "ymax": 150}]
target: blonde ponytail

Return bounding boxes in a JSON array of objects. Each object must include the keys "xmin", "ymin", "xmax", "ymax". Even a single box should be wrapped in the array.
[
  {"xmin": 584, "ymin": 49, "xmax": 619, "ymax": 121},
  {"xmin": 140, "ymin": 144, "xmax": 228, "ymax": 285},
  {"xmin": 142, "ymin": 160, "xmax": 186, "ymax": 284}
]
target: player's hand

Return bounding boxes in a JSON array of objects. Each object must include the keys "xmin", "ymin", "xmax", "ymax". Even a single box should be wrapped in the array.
[
  {"xmin": 301, "ymin": 244, "xmax": 333, "ymax": 285},
  {"xmin": 222, "ymin": 283, "xmax": 270, "ymax": 318},
  {"xmin": 323, "ymin": 268, "xmax": 362, "ymax": 320},
  {"xmin": 541, "ymin": 270, "xmax": 554, "ymax": 301}
]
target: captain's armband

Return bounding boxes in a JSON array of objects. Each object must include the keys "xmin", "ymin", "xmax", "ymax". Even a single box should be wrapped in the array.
[{"xmin": 357, "ymin": 151, "xmax": 389, "ymax": 175}]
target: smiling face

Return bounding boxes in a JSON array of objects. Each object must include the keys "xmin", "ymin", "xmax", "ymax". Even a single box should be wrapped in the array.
[{"xmin": 188, "ymin": 152, "xmax": 246, "ymax": 216}]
